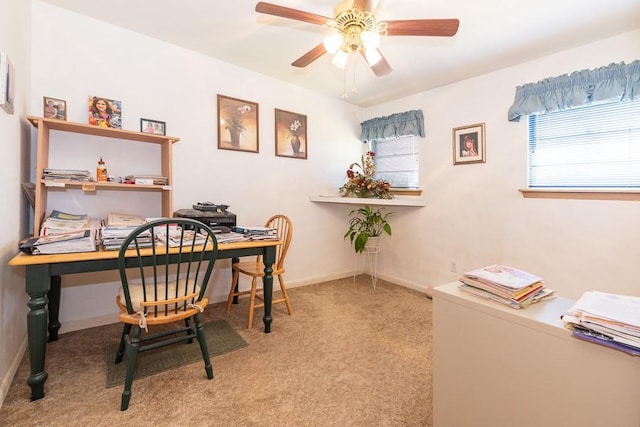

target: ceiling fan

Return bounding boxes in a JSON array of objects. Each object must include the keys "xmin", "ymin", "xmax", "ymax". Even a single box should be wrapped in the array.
[{"xmin": 255, "ymin": 0, "xmax": 460, "ymax": 76}]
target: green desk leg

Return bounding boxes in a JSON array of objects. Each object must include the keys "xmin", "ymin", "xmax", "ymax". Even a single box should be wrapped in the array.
[
  {"xmin": 25, "ymin": 264, "xmax": 50, "ymax": 400},
  {"xmin": 262, "ymin": 246, "xmax": 275, "ymax": 333},
  {"xmin": 47, "ymin": 275, "xmax": 62, "ymax": 341},
  {"xmin": 231, "ymin": 257, "xmax": 240, "ymax": 304}
]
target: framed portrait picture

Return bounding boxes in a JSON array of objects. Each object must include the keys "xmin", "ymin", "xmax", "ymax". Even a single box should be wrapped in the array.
[
  {"xmin": 453, "ymin": 123, "xmax": 486, "ymax": 165},
  {"xmin": 217, "ymin": 94, "xmax": 259, "ymax": 153},
  {"xmin": 140, "ymin": 118, "xmax": 166, "ymax": 136},
  {"xmin": 88, "ymin": 96, "xmax": 122, "ymax": 129},
  {"xmin": 275, "ymin": 108, "xmax": 307, "ymax": 159},
  {"xmin": 43, "ymin": 97, "xmax": 67, "ymax": 120}
]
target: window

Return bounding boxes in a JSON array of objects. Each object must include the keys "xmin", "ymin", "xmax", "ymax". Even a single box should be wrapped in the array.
[
  {"xmin": 372, "ymin": 136, "xmax": 419, "ymax": 188},
  {"xmin": 528, "ymin": 98, "xmax": 640, "ymax": 188}
]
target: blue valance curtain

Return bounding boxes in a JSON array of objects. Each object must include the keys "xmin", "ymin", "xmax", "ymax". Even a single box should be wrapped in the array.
[
  {"xmin": 360, "ymin": 109, "xmax": 425, "ymax": 142},
  {"xmin": 508, "ymin": 60, "xmax": 640, "ymax": 122}
]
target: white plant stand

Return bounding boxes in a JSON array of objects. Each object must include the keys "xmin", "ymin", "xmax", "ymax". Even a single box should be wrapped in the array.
[{"xmin": 353, "ymin": 237, "xmax": 381, "ymax": 290}]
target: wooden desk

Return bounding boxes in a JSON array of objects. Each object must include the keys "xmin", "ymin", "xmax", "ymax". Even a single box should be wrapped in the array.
[{"xmin": 9, "ymin": 240, "xmax": 279, "ymax": 401}]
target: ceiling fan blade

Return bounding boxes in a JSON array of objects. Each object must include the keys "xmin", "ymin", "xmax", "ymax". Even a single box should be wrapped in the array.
[
  {"xmin": 360, "ymin": 49, "xmax": 393, "ymax": 76},
  {"xmin": 353, "ymin": 0, "xmax": 378, "ymax": 12},
  {"xmin": 292, "ymin": 44, "xmax": 327, "ymax": 67},
  {"xmin": 385, "ymin": 19, "xmax": 460, "ymax": 37},
  {"xmin": 255, "ymin": 2, "xmax": 330, "ymax": 26}
]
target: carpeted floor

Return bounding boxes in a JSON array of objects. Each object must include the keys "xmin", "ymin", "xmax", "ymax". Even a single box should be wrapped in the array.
[
  {"xmin": 104, "ymin": 319, "xmax": 247, "ymax": 387},
  {"xmin": 0, "ymin": 275, "xmax": 433, "ymax": 426}
]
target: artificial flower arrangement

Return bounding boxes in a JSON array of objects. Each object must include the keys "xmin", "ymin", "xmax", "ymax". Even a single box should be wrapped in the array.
[{"xmin": 339, "ymin": 151, "xmax": 393, "ymax": 199}]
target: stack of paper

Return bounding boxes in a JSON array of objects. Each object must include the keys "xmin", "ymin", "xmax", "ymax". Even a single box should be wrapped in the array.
[
  {"xmin": 102, "ymin": 212, "xmax": 148, "ymax": 250},
  {"xmin": 561, "ymin": 291, "xmax": 640, "ymax": 356},
  {"xmin": 459, "ymin": 264, "xmax": 554, "ymax": 309},
  {"xmin": 231, "ymin": 225, "xmax": 278, "ymax": 241},
  {"xmin": 43, "ymin": 168, "xmax": 92, "ymax": 182},
  {"xmin": 21, "ymin": 210, "xmax": 100, "ymax": 254}
]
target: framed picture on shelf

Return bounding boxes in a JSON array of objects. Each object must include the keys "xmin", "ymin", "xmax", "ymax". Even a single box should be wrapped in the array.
[
  {"xmin": 88, "ymin": 96, "xmax": 122, "ymax": 129},
  {"xmin": 43, "ymin": 97, "xmax": 66, "ymax": 120},
  {"xmin": 140, "ymin": 118, "xmax": 166, "ymax": 135},
  {"xmin": 275, "ymin": 108, "xmax": 307, "ymax": 159},
  {"xmin": 453, "ymin": 123, "xmax": 486, "ymax": 165},
  {"xmin": 217, "ymin": 94, "xmax": 259, "ymax": 153}
]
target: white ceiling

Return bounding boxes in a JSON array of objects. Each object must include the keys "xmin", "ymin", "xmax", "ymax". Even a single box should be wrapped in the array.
[{"xmin": 40, "ymin": 0, "xmax": 640, "ymax": 107}]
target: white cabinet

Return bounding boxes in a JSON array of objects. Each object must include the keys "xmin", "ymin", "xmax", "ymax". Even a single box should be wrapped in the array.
[
  {"xmin": 28, "ymin": 116, "xmax": 179, "ymax": 235},
  {"xmin": 433, "ymin": 282, "xmax": 640, "ymax": 427}
]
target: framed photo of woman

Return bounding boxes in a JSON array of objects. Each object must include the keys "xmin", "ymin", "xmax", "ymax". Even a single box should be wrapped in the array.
[{"xmin": 453, "ymin": 123, "xmax": 486, "ymax": 165}]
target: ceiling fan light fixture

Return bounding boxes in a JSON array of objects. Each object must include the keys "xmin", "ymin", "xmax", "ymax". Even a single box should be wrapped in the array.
[
  {"xmin": 331, "ymin": 49, "xmax": 349, "ymax": 69},
  {"xmin": 360, "ymin": 30, "xmax": 380, "ymax": 50},
  {"xmin": 363, "ymin": 47, "xmax": 382, "ymax": 66},
  {"xmin": 323, "ymin": 33, "xmax": 343, "ymax": 54}
]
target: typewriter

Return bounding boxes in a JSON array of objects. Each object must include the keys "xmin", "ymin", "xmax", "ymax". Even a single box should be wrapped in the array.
[{"xmin": 173, "ymin": 202, "xmax": 236, "ymax": 232}]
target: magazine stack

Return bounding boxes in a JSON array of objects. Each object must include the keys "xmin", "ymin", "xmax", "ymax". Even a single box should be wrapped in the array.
[
  {"xmin": 561, "ymin": 290, "xmax": 640, "ymax": 356},
  {"xmin": 459, "ymin": 264, "xmax": 554, "ymax": 309}
]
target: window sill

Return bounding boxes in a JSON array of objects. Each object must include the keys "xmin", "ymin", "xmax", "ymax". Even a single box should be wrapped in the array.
[
  {"xmin": 519, "ymin": 189, "xmax": 640, "ymax": 201},
  {"xmin": 309, "ymin": 195, "xmax": 426, "ymax": 207}
]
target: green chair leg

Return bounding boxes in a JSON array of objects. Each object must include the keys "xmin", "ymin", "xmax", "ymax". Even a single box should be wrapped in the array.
[
  {"xmin": 194, "ymin": 315, "xmax": 213, "ymax": 379},
  {"xmin": 115, "ymin": 323, "xmax": 132, "ymax": 364},
  {"xmin": 121, "ymin": 326, "xmax": 141, "ymax": 411}
]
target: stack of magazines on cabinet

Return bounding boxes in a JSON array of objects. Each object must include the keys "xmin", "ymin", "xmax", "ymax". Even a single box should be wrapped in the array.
[
  {"xmin": 19, "ymin": 210, "xmax": 100, "ymax": 254},
  {"xmin": 561, "ymin": 291, "xmax": 640, "ymax": 356},
  {"xmin": 459, "ymin": 264, "xmax": 555, "ymax": 309}
]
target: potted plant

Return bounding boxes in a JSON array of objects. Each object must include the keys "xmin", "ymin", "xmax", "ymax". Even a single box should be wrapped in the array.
[{"xmin": 344, "ymin": 206, "xmax": 392, "ymax": 253}]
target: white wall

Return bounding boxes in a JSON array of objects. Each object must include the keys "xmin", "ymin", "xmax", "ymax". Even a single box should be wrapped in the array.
[
  {"xmin": 366, "ymin": 29, "xmax": 640, "ymax": 300},
  {"xmin": 27, "ymin": 1, "xmax": 369, "ymax": 331},
  {"xmin": 0, "ymin": 0, "xmax": 31, "ymax": 407}
]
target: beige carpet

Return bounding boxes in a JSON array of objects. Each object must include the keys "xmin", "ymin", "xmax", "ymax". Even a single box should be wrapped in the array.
[
  {"xmin": 0, "ymin": 275, "xmax": 433, "ymax": 426},
  {"xmin": 105, "ymin": 319, "xmax": 247, "ymax": 387}
]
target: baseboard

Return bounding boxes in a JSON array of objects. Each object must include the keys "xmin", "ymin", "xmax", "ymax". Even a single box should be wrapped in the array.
[
  {"xmin": 375, "ymin": 272, "xmax": 431, "ymax": 295},
  {"xmin": 0, "ymin": 335, "xmax": 27, "ymax": 409}
]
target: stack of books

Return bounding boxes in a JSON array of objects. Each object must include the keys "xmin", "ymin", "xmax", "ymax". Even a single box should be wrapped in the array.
[
  {"xmin": 459, "ymin": 264, "xmax": 554, "ymax": 309},
  {"xmin": 20, "ymin": 210, "xmax": 100, "ymax": 254},
  {"xmin": 561, "ymin": 290, "xmax": 640, "ymax": 356},
  {"xmin": 231, "ymin": 225, "xmax": 278, "ymax": 241},
  {"xmin": 102, "ymin": 212, "xmax": 149, "ymax": 250}
]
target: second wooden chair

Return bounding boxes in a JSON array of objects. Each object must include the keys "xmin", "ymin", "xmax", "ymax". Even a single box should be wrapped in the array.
[{"xmin": 225, "ymin": 214, "xmax": 293, "ymax": 329}]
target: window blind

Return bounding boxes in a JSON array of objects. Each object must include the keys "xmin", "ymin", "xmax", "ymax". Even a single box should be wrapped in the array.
[{"xmin": 528, "ymin": 98, "xmax": 640, "ymax": 188}]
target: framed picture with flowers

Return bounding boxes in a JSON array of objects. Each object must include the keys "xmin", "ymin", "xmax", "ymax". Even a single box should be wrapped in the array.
[
  {"xmin": 275, "ymin": 108, "xmax": 307, "ymax": 159},
  {"xmin": 217, "ymin": 94, "xmax": 259, "ymax": 153}
]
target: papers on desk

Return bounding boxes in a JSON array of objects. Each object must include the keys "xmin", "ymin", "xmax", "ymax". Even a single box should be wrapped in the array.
[
  {"xmin": 20, "ymin": 210, "xmax": 101, "ymax": 255},
  {"xmin": 561, "ymin": 290, "xmax": 640, "ymax": 356}
]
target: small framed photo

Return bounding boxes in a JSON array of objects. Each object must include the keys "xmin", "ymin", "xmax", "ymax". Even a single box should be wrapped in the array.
[
  {"xmin": 88, "ymin": 96, "xmax": 122, "ymax": 128},
  {"xmin": 43, "ymin": 97, "xmax": 66, "ymax": 120},
  {"xmin": 453, "ymin": 123, "xmax": 486, "ymax": 165},
  {"xmin": 217, "ymin": 94, "xmax": 259, "ymax": 153},
  {"xmin": 140, "ymin": 118, "xmax": 166, "ymax": 136},
  {"xmin": 275, "ymin": 108, "xmax": 307, "ymax": 159}
]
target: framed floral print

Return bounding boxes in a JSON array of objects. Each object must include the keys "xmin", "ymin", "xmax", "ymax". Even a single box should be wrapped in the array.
[
  {"xmin": 453, "ymin": 123, "xmax": 485, "ymax": 165},
  {"xmin": 275, "ymin": 108, "xmax": 307, "ymax": 159},
  {"xmin": 217, "ymin": 94, "xmax": 259, "ymax": 153}
]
